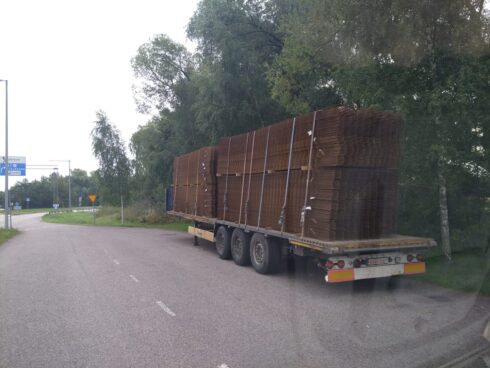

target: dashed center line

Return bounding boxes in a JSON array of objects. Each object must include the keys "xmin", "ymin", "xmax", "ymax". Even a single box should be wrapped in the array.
[
  {"xmin": 156, "ymin": 301, "xmax": 176, "ymax": 317},
  {"xmin": 113, "ymin": 259, "xmax": 120, "ymax": 265},
  {"xmin": 218, "ymin": 364, "xmax": 230, "ymax": 368},
  {"xmin": 129, "ymin": 274, "xmax": 139, "ymax": 283}
]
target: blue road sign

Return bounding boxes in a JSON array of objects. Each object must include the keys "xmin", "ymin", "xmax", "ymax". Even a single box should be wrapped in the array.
[{"xmin": 0, "ymin": 156, "xmax": 26, "ymax": 176}]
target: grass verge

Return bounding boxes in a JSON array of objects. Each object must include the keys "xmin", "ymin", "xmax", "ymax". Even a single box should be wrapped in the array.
[
  {"xmin": 10, "ymin": 208, "xmax": 53, "ymax": 215},
  {"xmin": 0, "ymin": 229, "xmax": 20, "ymax": 245},
  {"xmin": 42, "ymin": 211, "xmax": 189, "ymax": 232},
  {"xmin": 412, "ymin": 250, "xmax": 490, "ymax": 296},
  {"xmin": 9, "ymin": 207, "xmax": 95, "ymax": 215}
]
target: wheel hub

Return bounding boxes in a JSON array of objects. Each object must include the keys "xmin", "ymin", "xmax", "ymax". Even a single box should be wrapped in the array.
[
  {"xmin": 253, "ymin": 241, "xmax": 265, "ymax": 265},
  {"xmin": 233, "ymin": 237, "xmax": 243, "ymax": 255}
]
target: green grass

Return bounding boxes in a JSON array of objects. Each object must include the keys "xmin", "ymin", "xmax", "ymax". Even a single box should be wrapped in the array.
[
  {"xmin": 10, "ymin": 208, "xmax": 53, "ymax": 215},
  {"xmin": 9, "ymin": 207, "xmax": 94, "ymax": 215},
  {"xmin": 42, "ymin": 211, "xmax": 189, "ymax": 232},
  {"xmin": 412, "ymin": 250, "xmax": 490, "ymax": 295},
  {"xmin": 0, "ymin": 228, "xmax": 20, "ymax": 245}
]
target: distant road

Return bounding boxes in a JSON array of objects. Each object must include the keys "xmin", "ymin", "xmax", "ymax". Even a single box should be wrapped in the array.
[{"xmin": 0, "ymin": 214, "xmax": 489, "ymax": 368}]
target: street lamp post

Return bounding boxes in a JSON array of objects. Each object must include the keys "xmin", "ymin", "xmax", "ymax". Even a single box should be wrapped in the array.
[
  {"xmin": 0, "ymin": 80, "xmax": 9, "ymax": 229},
  {"xmin": 50, "ymin": 159, "xmax": 71, "ymax": 210},
  {"xmin": 68, "ymin": 160, "xmax": 71, "ymax": 210}
]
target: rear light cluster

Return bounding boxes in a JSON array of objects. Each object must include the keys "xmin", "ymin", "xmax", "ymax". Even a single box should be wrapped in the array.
[
  {"xmin": 326, "ymin": 260, "xmax": 345, "ymax": 270},
  {"xmin": 324, "ymin": 253, "xmax": 426, "ymax": 271},
  {"xmin": 406, "ymin": 254, "xmax": 425, "ymax": 263}
]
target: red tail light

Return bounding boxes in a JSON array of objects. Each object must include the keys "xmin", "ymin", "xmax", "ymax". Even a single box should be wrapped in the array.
[
  {"xmin": 326, "ymin": 260, "xmax": 334, "ymax": 269},
  {"xmin": 337, "ymin": 260, "xmax": 345, "ymax": 269}
]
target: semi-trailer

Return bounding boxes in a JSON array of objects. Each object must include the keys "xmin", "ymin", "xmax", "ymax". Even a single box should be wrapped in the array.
[{"xmin": 167, "ymin": 106, "xmax": 436, "ymax": 283}]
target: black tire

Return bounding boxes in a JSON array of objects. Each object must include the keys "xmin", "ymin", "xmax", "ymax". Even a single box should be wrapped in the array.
[
  {"xmin": 215, "ymin": 226, "xmax": 231, "ymax": 259},
  {"xmin": 231, "ymin": 228, "xmax": 250, "ymax": 266},
  {"xmin": 250, "ymin": 233, "xmax": 281, "ymax": 274}
]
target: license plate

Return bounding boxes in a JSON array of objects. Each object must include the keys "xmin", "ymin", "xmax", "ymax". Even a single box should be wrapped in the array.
[{"xmin": 368, "ymin": 257, "xmax": 388, "ymax": 266}]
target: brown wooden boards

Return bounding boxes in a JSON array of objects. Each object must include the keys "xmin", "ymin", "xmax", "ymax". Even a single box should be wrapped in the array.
[
  {"xmin": 216, "ymin": 107, "xmax": 400, "ymax": 175},
  {"xmin": 172, "ymin": 146, "xmax": 216, "ymax": 218},
  {"xmin": 172, "ymin": 106, "xmax": 401, "ymax": 241}
]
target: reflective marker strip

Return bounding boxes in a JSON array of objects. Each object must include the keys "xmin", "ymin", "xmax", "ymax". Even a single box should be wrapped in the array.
[
  {"xmin": 327, "ymin": 269, "xmax": 354, "ymax": 283},
  {"xmin": 404, "ymin": 262, "xmax": 426, "ymax": 275},
  {"xmin": 289, "ymin": 240, "xmax": 323, "ymax": 251}
]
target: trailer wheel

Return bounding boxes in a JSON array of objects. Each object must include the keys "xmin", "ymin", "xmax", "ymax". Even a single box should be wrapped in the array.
[
  {"xmin": 250, "ymin": 233, "xmax": 281, "ymax": 274},
  {"xmin": 231, "ymin": 228, "xmax": 250, "ymax": 266},
  {"xmin": 215, "ymin": 226, "xmax": 231, "ymax": 259}
]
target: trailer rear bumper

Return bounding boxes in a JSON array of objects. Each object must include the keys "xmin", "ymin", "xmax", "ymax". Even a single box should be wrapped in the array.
[{"xmin": 325, "ymin": 262, "xmax": 426, "ymax": 283}]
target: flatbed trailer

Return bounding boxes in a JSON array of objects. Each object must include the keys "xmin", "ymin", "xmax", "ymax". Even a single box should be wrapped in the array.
[
  {"xmin": 168, "ymin": 107, "xmax": 437, "ymax": 283},
  {"xmin": 168, "ymin": 210, "xmax": 436, "ymax": 283}
]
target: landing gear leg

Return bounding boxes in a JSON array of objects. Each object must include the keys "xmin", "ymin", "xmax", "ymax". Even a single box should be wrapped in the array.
[{"xmin": 193, "ymin": 221, "xmax": 199, "ymax": 246}]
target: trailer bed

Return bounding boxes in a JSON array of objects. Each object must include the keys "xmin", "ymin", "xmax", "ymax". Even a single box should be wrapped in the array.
[{"xmin": 167, "ymin": 210, "xmax": 436, "ymax": 255}]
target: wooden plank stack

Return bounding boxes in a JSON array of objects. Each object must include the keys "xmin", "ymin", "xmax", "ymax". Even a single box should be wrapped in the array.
[
  {"xmin": 172, "ymin": 106, "xmax": 401, "ymax": 241},
  {"xmin": 215, "ymin": 106, "xmax": 401, "ymax": 240},
  {"xmin": 216, "ymin": 107, "xmax": 400, "ymax": 175},
  {"xmin": 172, "ymin": 146, "xmax": 216, "ymax": 218}
]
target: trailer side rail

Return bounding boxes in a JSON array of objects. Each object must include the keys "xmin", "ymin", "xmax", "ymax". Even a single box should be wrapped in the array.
[{"xmin": 168, "ymin": 210, "xmax": 435, "ymax": 255}]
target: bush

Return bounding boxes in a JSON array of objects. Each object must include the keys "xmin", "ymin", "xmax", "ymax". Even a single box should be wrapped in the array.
[{"xmin": 97, "ymin": 202, "xmax": 184, "ymax": 225}]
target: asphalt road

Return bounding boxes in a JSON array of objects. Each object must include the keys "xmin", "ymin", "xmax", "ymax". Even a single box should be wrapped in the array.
[{"xmin": 0, "ymin": 214, "xmax": 489, "ymax": 368}]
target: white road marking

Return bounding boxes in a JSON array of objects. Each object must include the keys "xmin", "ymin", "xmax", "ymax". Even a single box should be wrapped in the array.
[
  {"xmin": 113, "ymin": 259, "xmax": 120, "ymax": 265},
  {"xmin": 218, "ymin": 364, "xmax": 230, "ymax": 368},
  {"xmin": 156, "ymin": 301, "xmax": 176, "ymax": 317},
  {"xmin": 129, "ymin": 274, "xmax": 139, "ymax": 283}
]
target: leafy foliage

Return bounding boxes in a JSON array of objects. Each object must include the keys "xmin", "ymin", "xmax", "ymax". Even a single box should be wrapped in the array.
[
  {"xmin": 8, "ymin": 169, "xmax": 97, "ymax": 209},
  {"xmin": 126, "ymin": 0, "xmax": 490, "ymax": 253},
  {"xmin": 91, "ymin": 111, "xmax": 131, "ymax": 205}
]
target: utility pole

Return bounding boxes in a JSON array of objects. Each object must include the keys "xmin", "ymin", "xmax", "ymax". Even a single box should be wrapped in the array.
[
  {"xmin": 50, "ymin": 159, "xmax": 71, "ymax": 210},
  {"xmin": 0, "ymin": 79, "xmax": 9, "ymax": 229},
  {"xmin": 68, "ymin": 160, "xmax": 71, "ymax": 210}
]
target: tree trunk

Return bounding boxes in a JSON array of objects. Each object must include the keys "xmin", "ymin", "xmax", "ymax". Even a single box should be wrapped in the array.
[{"xmin": 438, "ymin": 161, "xmax": 451, "ymax": 260}]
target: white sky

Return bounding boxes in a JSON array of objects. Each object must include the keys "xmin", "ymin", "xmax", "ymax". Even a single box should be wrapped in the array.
[{"xmin": 0, "ymin": 0, "xmax": 199, "ymax": 188}]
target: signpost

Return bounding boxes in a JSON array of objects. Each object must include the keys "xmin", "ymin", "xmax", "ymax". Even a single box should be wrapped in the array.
[
  {"xmin": 0, "ymin": 156, "xmax": 26, "ymax": 176},
  {"xmin": 89, "ymin": 194, "xmax": 96, "ymax": 224}
]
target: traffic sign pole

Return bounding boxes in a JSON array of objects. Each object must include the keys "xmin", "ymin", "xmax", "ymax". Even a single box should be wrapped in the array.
[
  {"xmin": 88, "ymin": 195, "xmax": 97, "ymax": 225},
  {"xmin": 2, "ymin": 80, "xmax": 8, "ymax": 229}
]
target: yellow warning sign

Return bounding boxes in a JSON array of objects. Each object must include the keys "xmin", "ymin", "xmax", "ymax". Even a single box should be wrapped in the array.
[{"xmin": 88, "ymin": 195, "xmax": 97, "ymax": 203}]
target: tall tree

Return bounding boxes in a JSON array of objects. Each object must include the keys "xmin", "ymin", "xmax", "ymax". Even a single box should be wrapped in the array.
[
  {"xmin": 130, "ymin": 114, "xmax": 179, "ymax": 203},
  {"xmin": 187, "ymin": 0, "xmax": 287, "ymax": 138},
  {"xmin": 269, "ymin": 0, "xmax": 490, "ymax": 257},
  {"xmin": 91, "ymin": 110, "xmax": 131, "ymax": 205},
  {"xmin": 132, "ymin": 35, "xmax": 194, "ymax": 114}
]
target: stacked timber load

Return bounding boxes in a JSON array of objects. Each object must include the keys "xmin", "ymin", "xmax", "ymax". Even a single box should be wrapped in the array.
[
  {"xmin": 172, "ymin": 146, "xmax": 216, "ymax": 218},
  {"xmin": 216, "ymin": 106, "xmax": 401, "ymax": 240}
]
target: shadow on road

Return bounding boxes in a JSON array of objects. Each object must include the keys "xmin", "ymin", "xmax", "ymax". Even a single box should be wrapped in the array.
[{"xmin": 194, "ymin": 236, "xmax": 407, "ymax": 295}]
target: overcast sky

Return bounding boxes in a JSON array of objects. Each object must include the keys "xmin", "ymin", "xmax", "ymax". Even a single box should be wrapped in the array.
[{"xmin": 0, "ymin": 0, "xmax": 199, "ymax": 188}]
